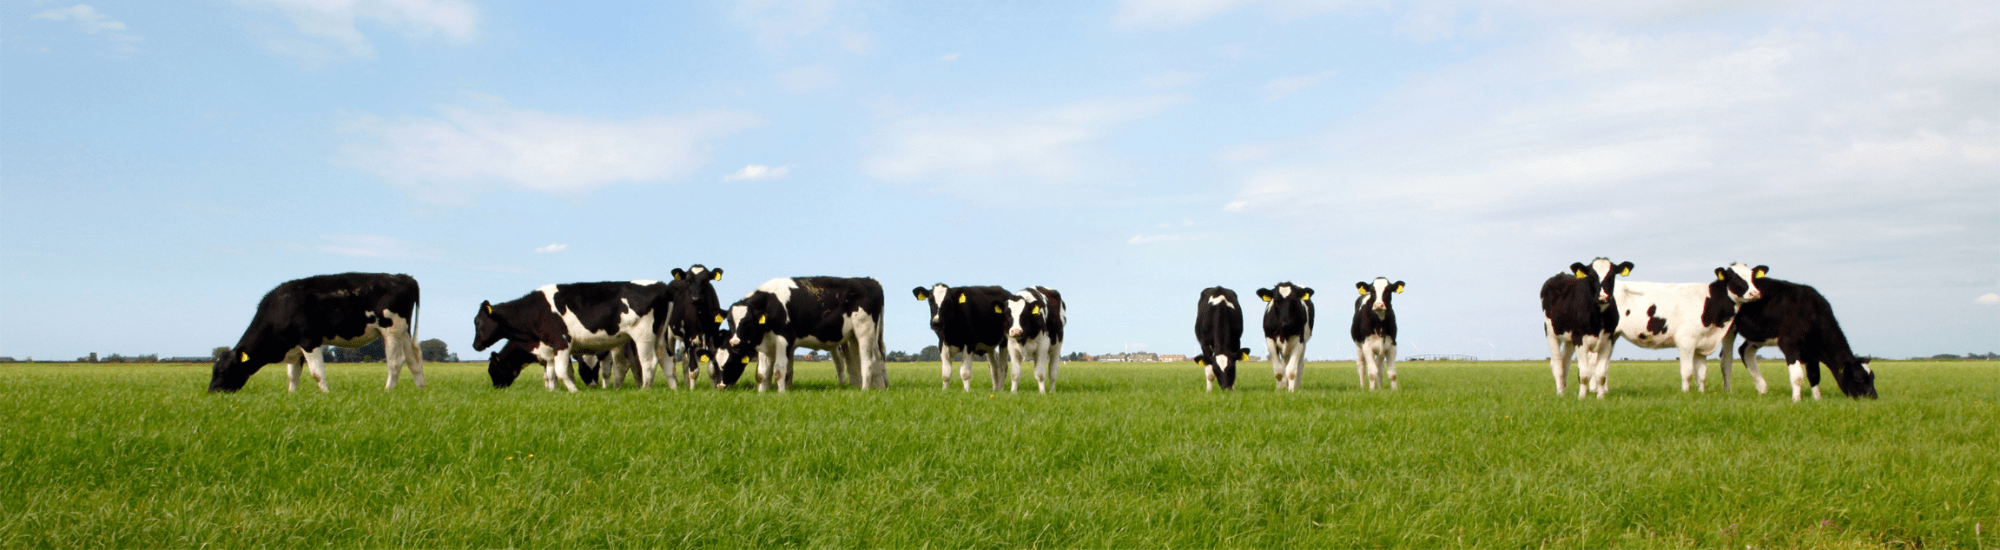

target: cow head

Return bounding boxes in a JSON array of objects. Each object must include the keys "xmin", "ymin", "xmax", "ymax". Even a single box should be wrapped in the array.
[
  {"xmin": 1255, "ymin": 282, "xmax": 1315, "ymax": 337},
  {"xmin": 207, "ymin": 346, "xmax": 269, "ymax": 392},
  {"xmin": 725, "ymin": 293, "xmax": 784, "ymax": 349},
  {"xmin": 472, "ymin": 300, "xmax": 508, "ymax": 352},
  {"xmin": 1355, "ymin": 278, "xmax": 1405, "ymax": 318},
  {"xmin": 913, "ymin": 284, "xmax": 951, "ymax": 328},
  {"xmin": 1834, "ymin": 357, "xmax": 1878, "ymax": 399},
  {"xmin": 1197, "ymin": 348, "xmax": 1251, "ymax": 389},
  {"xmin": 1571, "ymin": 258, "xmax": 1634, "ymax": 309},
  {"xmin": 709, "ymin": 329, "xmax": 753, "ymax": 389},
  {"xmin": 1714, "ymin": 263, "xmax": 1768, "ymax": 304},
  {"xmin": 487, "ymin": 344, "xmax": 534, "ymax": 388},
  {"xmin": 1004, "ymin": 288, "xmax": 1049, "ymax": 341}
]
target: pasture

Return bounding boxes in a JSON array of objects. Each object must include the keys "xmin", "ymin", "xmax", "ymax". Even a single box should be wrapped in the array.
[{"xmin": 0, "ymin": 360, "xmax": 1993, "ymax": 548}]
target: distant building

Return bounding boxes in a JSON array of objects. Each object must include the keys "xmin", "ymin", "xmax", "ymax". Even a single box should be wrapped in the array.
[{"xmin": 1159, "ymin": 354, "xmax": 1187, "ymax": 362}]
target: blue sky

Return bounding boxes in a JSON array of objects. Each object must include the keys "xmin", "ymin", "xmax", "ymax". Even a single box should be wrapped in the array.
[{"xmin": 3, "ymin": 0, "xmax": 1994, "ymax": 362}]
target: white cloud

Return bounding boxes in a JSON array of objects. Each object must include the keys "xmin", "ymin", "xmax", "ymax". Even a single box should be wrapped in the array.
[
  {"xmin": 236, "ymin": 0, "xmax": 477, "ymax": 60},
  {"xmin": 32, "ymin": 4, "xmax": 140, "ymax": 51},
  {"xmin": 534, "ymin": 243, "xmax": 569, "ymax": 254},
  {"xmin": 1112, "ymin": 0, "xmax": 1359, "ymax": 29},
  {"xmin": 861, "ymin": 95, "xmax": 1190, "ymax": 190},
  {"xmin": 312, "ymin": 234, "xmax": 428, "ymax": 259},
  {"xmin": 341, "ymin": 102, "xmax": 762, "ymax": 200},
  {"xmin": 730, "ymin": 0, "xmax": 872, "ymax": 55},
  {"xmin": 1262, "ymin": 70, "xmax": 1334, "ymax": 102},
  {"xmin": 1977, "ymin": 293, "xmax": 2000, "ymax": 305},
  {"xmin": 724, "ymin": 164, "xmax": 791, "ymax": 182},
  {"xmin": 939, "ymin": 52, "xmax": 961, "ymax": 61},
  {"xmin": 1129, "ymin": 234, "xmax": 1181, "ymax": 244},
  {"xmin": 775, "ymin": 64, "xmax": 838, "ymax": 93}
]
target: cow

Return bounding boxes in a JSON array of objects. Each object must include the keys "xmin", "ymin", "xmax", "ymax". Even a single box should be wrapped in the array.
[
  {"xmin": 209, "ymin": 272, "xmax": 423, "ymax": 393},
  {"xmin": 1540, "ymin": 258, "xmax": 1632, "ymax": 398},
  {"xmin": 1611, "ymin": 263, "xmax": 1764, "ymax": 393},
  {"xmin": 487, "ymin": 339, "xmax": 598, "ymax": 388},
  {"xmin": 1257, "ymin": 282, "xmax": 1315, "ymax": 392},
  {"xmin": 1003, "ymin": 286, "xmax": 1067, "ymax": 393},
  {"xmin": 1721, "ymin": 265, "xmax": 1877, "ymax": 401},
  {"xmin": 663, "ymin": 265, "xmax": 726, "ymax": 389},
  {"xmin": 726, "ymin": 277, "xmax": 887, "ymax": 392},
  {"xmin": 707, "ymin": 329, "xmax": 751, "ymax": 389},
  {"xmin": 1352, "ymin": 278, "xmax": 1406, "ymax": 390},
  {"xmin": 1194, "ymin": 286, "xmax": 1250, "ymax": 391},
  {"xmin": 472, "ymin": 281, "xmax": 674, "ymax": 392},
  {"xmin": 913, "ymin": 284, "xmax": 1013, "ymax": 391}
]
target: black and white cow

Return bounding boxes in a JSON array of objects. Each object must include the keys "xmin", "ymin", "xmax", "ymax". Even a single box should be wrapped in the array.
[
  {"xmin": 1194, "ymin": 286, "xmax": 1249, "ymax": 391},
  {"xmin": 209, "ymin": 272, "xmax": 423, "ymax": 393},
  {"xmin": 1004, "ymin": 286, "xmax": 1066, "ymax": 393},
  {"xmin": 1612, "ymin": 263, "xmax": 1763, "ymax": 393},
  {"xmin": 913, "ymin": 284, "xmax": 1013, "ymax": 391},
  {"xmin": 1540, "ymin": 258, "xmax": 1631, "ymax": 398},
  {"xmin": 1352, "ymin": 278, "xmax": 1405, "ymax": 390},
  {"xmin": 664, "ymin": 264, "xmax": 725, "ymax": 389},
  {"xmin": 1257, "ymin": 282, "xmax": 1315, "ymax": 392},
  {"xmin": 487, "ymin": 339, "xmax": 603, "ymax": 388},
  {"xmin": 1723, "ymin": 265, "xmax": 1877, "ymax": 401},
  {"xmin": 472, "ymin": 281, "xmax": 674, "ymax": 392},
  {"xmin": 726, "ymin": 277, "xmax": 887, "ymax": 392}
]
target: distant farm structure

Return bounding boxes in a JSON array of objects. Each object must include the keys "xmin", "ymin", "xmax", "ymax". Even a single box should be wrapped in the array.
[{"xmin": 1403, "ymin": 354, "xmax": 1479, "ymax": 362}]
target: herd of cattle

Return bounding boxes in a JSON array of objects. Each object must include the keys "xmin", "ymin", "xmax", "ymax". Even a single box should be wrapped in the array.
[{"xmin": 203, "ymin": 259, "xmax": 1878, "ymax": 401}]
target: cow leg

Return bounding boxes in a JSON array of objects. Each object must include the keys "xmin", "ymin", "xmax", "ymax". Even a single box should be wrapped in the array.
[
  {"xmin": 1355, "ymin": 345, "xmax": 1369, "ymax": 389},
  {"xmin": 1677, "ymin": 348, "xmax": 1697, "ymax": 393},
  {"xmin": 776, "ymin": 346, "xmax": 795, "ymax": 393},
  {"xmin": 1288, "ymin": 340, "xmax": 1306, "ymax": 392},
  {"xmin": 1047, "ymin": 340, "xmax": 1062, "ymax": 391},
  {"xmin": 845, "ymin": 342, "xmax": 866, "ymax": 389},
  {"xmin": 1034, "ymin": 346, "xmax": 1052, "ymax": 394},
  {"xmin": 283, "ymin": 348, "xmax": 304, "ymax": 392},
  {"xmin": 1787, "ymin": 360, "xmax": 1806, "ymax": 402},
  {"xmin": 1005, "ymin": 345, "xmax": 1022, "ymax": 393},
  {"xmin": 1589, "ymin": 334, "xmax": 1615, "ymax": 399},
  {"xmin": 550, "ymin": 348, "xmax": 579, "ymax": 392},
  {"xmin": 1718, "ymin": 329, "xmax": 1735, "ymax": 392},
  {"xmin": 1692, "ymin": 349, "xmax": 1710, "ymax": 393},
  {"xmin": 1546, "ymin": 323, "xmax": 1573, "ymax": 396},
  {"xmin": 1385, "ymin": 343, "xmax": 1400, "ymax": 390},
  {"xmin": 304, "ymin": 346, "xmax": 331, "ymax": 392},
  {"xmin": 1741, "ymin": 343, "xmax": 1770, "ymax": 394},
  {"xmin": 962, "ymin": 349, "xmax": 979, "ymax": 392},
  {"xmin": 1268, "ymin": 337, "xmax": 1284, "ymax": 390},
  {"xmin": 1205, "ymin": 363, "xmax": 1216, "ymax": 391},
  {"xmin": 986, "ymin": 351, "xmax": 1006, "ymax": 392},
  {"xmin": 754, "ymin": 350, "xmax": 772, "ymax": 393},
  {"xmin": 1806, "ymin": 361, "xmax": 1823, "ymax": 400},
  {"xmin": 854, "ymin": 315, "xmax": 885, "ymax": 390}
]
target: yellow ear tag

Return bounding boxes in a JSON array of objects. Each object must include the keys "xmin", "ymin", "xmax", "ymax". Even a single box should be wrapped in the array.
[
  {"xmin": 757, "ymin": 314, "xmax": 766, "ymax": 324},
  {"xmin": 993, "ymin": 305, "xmax": 1003, "ymax": 314},
  {"xmin": 239, "ymin": 352, "xmax": 249, "ymax": 362},
  {"xmin": 673, "ymin": 272, "xmax": 683, "ymax": 281},
  {"xmin": 1302, "ymin": 292, "xmax": 1311, "ymax": 301},
  {"xmin": 1395, "ymin": 285, "xmax": 1405, "ymax": 294},
  {"xmin": 1754, "ymin": 270, "xmax": 1766, "ymax": 279},
  {"xmin": 1261, "ymin": 295, "xmax": 1272, "ymax": 302},
  {"xmin": 1031, "ymin": 305, "xmax": 1040, "ymax": 315},
  {"xmin": 484, "ymin": 304, "xmax": 494, "ymax": 314},
  {"xmin": 1717, "ymin": 272, "xmax": 1726, "ymax": 281},
  {"xmin": 1575, "ymin": 270, "xmax": 1587, "ymax": 279},
  {"xmin": 1241, "ymin": 352, "xmax": 1250, "ymax": 360},
  {"xmin": 1620, "ymin": 267, "xmax": 1632, "ymax": 276},
  {"xmin": 1358, "ymin": 287, "xmax": 1368, "ymax": 295},
  {"xmin": 713, "ymin": 314, "xmax": 725, "ymax": 323},
  {"xmin": 712, "ymin": 272, "xmax": 722, "ymax": 281},
  {"xmin": 957, "ymin": 294, "xmax": 966, "ymax": 304}
]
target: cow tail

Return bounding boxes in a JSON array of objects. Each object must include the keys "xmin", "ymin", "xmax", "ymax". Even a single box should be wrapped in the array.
[{"xmin": 410, "ymin": 297, "xmax": 422, "ymax": 366}]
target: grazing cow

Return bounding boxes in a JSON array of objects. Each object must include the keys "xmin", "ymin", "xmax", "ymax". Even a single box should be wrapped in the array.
[
  {"xmin": 1612, "ymin": 263, "xmax": 1763, "ymax": 393},
  {"xmin": 472, "ymin": 281, "xmax": 674, "ymax": 392},
  {"xmin": 914, "ymin": 284, "xmax": 1013, "ymax": 391},
  {"xmin": 726, "ymin": 277, "xmax": 887, "ymax": 392},
  {"xmin": 707, "ymin": 329, "xmax": 752, "ymax": 388},
  {"xmin": 209, "ymin": 272, "xmax": 423, "ymax": 393},
  {"xmin": 1194, "ymin": 287, "xmax": 1250, "ymax": 391},
  {"xmin": 1257, "ymin": 282, "xmax": 1315, "ymax": 392},
  {"xmin": 1003, "ymin": 287, "xmax": 1067, "ymax": 393},
  {"xmin": 487, "ymin": 340, "xmax": 610, "ymax": 388},
  {"xmin": 1540, "ymin": 258, "xmax": 1632, "ymax": 398},
  {"xmin": 663, "ymin": 265, "xmax": 726, "ymax": 389},
  {"xmin": 1722, "ymin": 266, "xmax": 1877, "ymax": 401},
  {"xmin": 1352, "ymin": 278, "xmax": 1406, "ymax": 390}
]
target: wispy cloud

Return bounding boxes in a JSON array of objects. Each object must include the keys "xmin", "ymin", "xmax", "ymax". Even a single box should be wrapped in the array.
[
  {"xmin": 862, "ymin": 95, "xmax": 1190, "ymax": 192},
  {"xmin": 534, "ymin": 243, "xmax": 569, "ymax": 254},
  {"xmin": 775, "ymin": 64, "xmax": 838, "ymax": 93},
  {"xmin": 1128, "ymin": 234, "xmax": 1180, "ymax": 244},
  {"xmin": 32, "ymin": 4, "xmax": 141, "ymax": 52},
  {"xmin": 1262, "ymin": 70, "xmax": 1334, "ymax": 102},
  {"xmin": 235, "ymin": 0, "xmax": 477, "ymax": 61},
  {"xmin": 730, "ymin": 0, "xmax": 872, "ymax": 55},
  {"xmin": 1141, "ymin": 70, "xmax": 1202, "ymax": 89},
  {"xmin": 724, "ymin": 164, "xmax": 791, "ymax": 182},
  {"xmin": 1978, "ymin": 293, "xmax": 2000, "ymax": 306},
  {"xmin": 341, "ymin": 101, "xmax": 762, "ymax": 200},
  {"xmin": 939, "ymin": 52, "xmax": 961, "ymax": 61},
  {"xmin": 311, "ymin": 234, "xmax": 428, "ymax": 259}
]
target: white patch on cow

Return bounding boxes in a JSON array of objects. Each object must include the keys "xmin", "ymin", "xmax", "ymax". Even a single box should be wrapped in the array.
[
  {"xmin": 1278, "ymin": 285, "xmax": 1293, "ymax": 298},
  {"xmin": 1207, "ymin": 294, "xmax": 1234, "ymax": 308},
  {"xmin": 1725, "ymin": 262, "xmax": 1763, "ymax": 303},
  {"xmin": 1615, "ymin": 280, "xmax": 1740, "ymax": 393},
  {"xmin": 536, "ymin": 284, "xmax": 562, "ymax": 311},
  {"xmin": 1369, "ymin": 277, "xmax": 1392, "ymax": 317},
  {"xmin": 931, "ymin": 284, "xmax": 949, "ymax": 323},
  {"xmin": 757, "ymin": 278, "xmax": 798, "ymax": 305},
  {"xmin": 631, "ymin": 280, "xmax": 659, "ymax": 286}
]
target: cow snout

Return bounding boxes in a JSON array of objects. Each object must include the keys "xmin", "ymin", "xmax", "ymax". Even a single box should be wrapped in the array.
[
  {"xmin": 1744, "ymin": 289, "xmax": 1762, "ymax": 301},
  {"xmin": 728, "ymin": 336, "xmax": 740, "ymax": 346},
  {"xmin": 1008, "ymin": 327, "xmax": 1022, "ymax": 337},
  {"xmin": 1372, "ymin": 301, "xmax": 1386, "ymax": 311}
]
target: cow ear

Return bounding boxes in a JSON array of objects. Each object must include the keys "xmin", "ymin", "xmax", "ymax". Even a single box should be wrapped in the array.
[
  {"xmin": 958, "ymin": 294, "xmax": 967, "ymax": 304},
  {"xmin": 1715, "ymin": 267, "xmax": 1728, "ymax": 281},
  {"xmin": 713, "ymin": 313, "xmax": 725, "ymax": 323},
  {"xmin": 1570, "ymin": 262, "xmax": 1589, "ymax": 279},
  {"xmin": 481, "ymin": 301, "xmax": 494, "ymax": 315},
  {"xmin": 1301, "ymin": 288, "xmax": 1314, "ymax": 301},
  {"xmin": 757, "ymin": 314, "xmax": 766, "ymax": 325},
  {"xmin": 1031, "ymin": 304, "xmax": 1041, "ymax": 315},
  {"xmin": 1753, "ymin": 265, "xmax": 1768, "ymax": 279},
  {"xmin": 993, "ymin": 305, "xmax": 1003, "ymax": 314},
  {"xmin": 1240, "ymin": 349, "xmax": 1251, "ymax": 360},
  {"xmin": 1618, "ymin": 262, "xmax": 1634, "ymax": 276},
  {"xmin": 671, "ymin": 268, "xmax": 686, "ymax": 281},
  {"xmin": 1356, "ymin": 282, "xmax": 1370, "ymax": 294},
  {"xmin": 1394, "ymin": 281, "xmax": 1406, "ymax": 294},
  {"xmin": 710, "ymin": 268, "xmax": 723, "ymax": 281},
  {"xmin": 912, "ymin": 287, "xmax": 930, "ymax": 301},
  {"xmin": 1257, "ymin": 289, "xmax": 1273, "ymax": 302}
]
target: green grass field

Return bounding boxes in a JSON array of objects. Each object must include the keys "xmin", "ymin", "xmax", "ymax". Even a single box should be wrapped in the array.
[{"xmin": 1, "ymin": 360, "xmax": 1994, "ymax": 548}]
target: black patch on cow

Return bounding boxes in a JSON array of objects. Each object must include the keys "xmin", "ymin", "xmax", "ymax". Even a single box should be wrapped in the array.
[
  {"xmin": 1730, "ymin": 277, "xmax": 1877, "ymax": 399},
  {"xmin": 916, "ymin": 284, "xmax": 1011, "ymax": 357},
  {"xmin": 668, "ymin": 265, "xmax": 725, "ymax": 372},
  {"xmin": 728, "ymin": 276, "xmax": 884, "ymax": 364},
  {"xmin": 1256, "ymin": 282, "xmax": 1315, "ymax": 341},
  {"xmin": 487, "ymin": 340, "xmax": 539, "ymax": 388},
  {"xmin": 1538, "ymin": 260, "xmax": 1628, "ymax": 347},
  {"xmin": 475, "ymin": 281, "xmax": 675, "ymax": 359},
  {"xmin": 210, "ymin": 272, "xmax": 421, "ymax": 392},
  {"xmin": 1644, "ymin": 305, "xmax": 1668, "ymax": 336},
  {"xmin": 1195, "ymin": 286, "xmax": 1245, "ymax": 390},
  {"xmin": 1700, "ymin": 280, "xmax": 1739, "ymax": 328}
]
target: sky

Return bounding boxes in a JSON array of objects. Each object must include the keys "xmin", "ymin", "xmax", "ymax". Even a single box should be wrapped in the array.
[{"xmin": 2, "ymin": 0, "xmax": 1995, "ymax": 362}]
